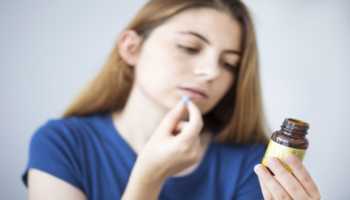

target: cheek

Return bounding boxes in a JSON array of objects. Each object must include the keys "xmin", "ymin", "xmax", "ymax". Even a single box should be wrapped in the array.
[
  {"xmin": 215, "ymin": 73, "xmax": 234, "ymax": 98},
  {"xmin": 134, "ymin": 49, "xmax": 184, "ymax": 97},
  {"xmin": 144, "ymin": 42, "xmax": 185, "ymax": 73},
  {"xmin": 145, "ymin": 57, "xmax": 188, "ymax": 87},
  {"xmin": 134, "ymin": 39, "xmax": 195, "ymax": 104}
]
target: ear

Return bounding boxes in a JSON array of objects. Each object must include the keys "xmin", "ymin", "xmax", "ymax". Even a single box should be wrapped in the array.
[{"xmin": 117, "ymin": 30, "xmax": 143, "ymax": 66}]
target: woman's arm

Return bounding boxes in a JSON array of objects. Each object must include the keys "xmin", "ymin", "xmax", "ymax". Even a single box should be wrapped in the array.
[
  {"xmin": 28, "ymin": 169, "xmax": 86, "ymax": 200},
  {"xmin": 121, "ymin": 162, "xmax": 166, "ymax": 200},
  {"xmin": 122, "ymin": 98, "xmax": 209, "ymax": 199}
]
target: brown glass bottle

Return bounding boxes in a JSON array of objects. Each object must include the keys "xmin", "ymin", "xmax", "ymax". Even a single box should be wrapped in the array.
[{"xmin": 262, "ymin": 118, "xmax": 310, "ymax": 171}]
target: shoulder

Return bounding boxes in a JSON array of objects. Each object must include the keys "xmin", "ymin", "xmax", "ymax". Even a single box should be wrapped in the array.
[
  {"xmin": 32, "ymin": 116, "xmax": 83, "ymax": 144},
  {"xmin": 33, "ymin": 113, "xmax": 103, "ymax": 140},
  {"xmin": 23, "ymin": 115, "xmax": 100, "ymax": 190},
  {"xmin": 29, "ymin": 113, "xmax": 107, "ymax": 153}
]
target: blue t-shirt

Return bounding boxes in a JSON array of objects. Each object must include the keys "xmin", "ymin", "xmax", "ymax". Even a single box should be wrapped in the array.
[{"xmin": 22, "ymin": 113, "xmax": 266, "ymax": 200}]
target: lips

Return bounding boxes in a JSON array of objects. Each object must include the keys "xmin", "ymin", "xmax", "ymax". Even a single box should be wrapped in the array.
[{"xmin": 178, "ymin": 86, "xmax": 209, "ymax": 99}]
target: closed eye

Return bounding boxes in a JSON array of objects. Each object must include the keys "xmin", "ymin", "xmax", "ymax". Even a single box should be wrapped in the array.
[
  {"xmin": 224, "ymin": 63, "xmax": 237, "ymax": 69},
  {"xmin": 177, "ymin": 44, "xmax": 200, "ymax": 54},
  {"xmin": 223, "ymin": 62, "xmax": 239, "ymax": 72}
]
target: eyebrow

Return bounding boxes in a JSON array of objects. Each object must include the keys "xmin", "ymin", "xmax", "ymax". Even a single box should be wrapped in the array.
[{"xmin": 178, "ymin": 31, "xmax": 241, "ymax": 56}]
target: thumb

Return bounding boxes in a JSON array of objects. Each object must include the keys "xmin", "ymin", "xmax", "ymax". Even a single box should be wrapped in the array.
[
  {"xmin": 158, "ymin": 96, "xmax": 189, "ymax": 134},
  {"xmin": 178, "ymin": 99, "xmax": 203, "ymax": 140}
]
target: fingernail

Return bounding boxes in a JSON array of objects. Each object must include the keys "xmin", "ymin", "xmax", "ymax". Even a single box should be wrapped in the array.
[
  {"xmin": 254, "ymin": 164, "xmax": 259, "ymax": 173},
  {"xmin": 181, "ymin": 95, "xmax": 190, "ymax": 105}
]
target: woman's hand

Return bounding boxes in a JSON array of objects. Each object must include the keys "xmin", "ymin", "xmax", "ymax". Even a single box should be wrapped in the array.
[
  {"xmin": 132, "ymin": 97, "xmax": 210, "ymax": 183},
  {"xmin": 122, "ymin": 97, "xmax": 210, "ymax": 200},
  {"xmin": 254, "ymin": 156, "xmax": 321, "ymax": 200}
]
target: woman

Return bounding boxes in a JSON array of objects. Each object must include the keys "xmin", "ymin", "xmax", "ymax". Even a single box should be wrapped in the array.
[{"xmin": 22, "ymin": 0, "xmax": 321, "ymax": 199}]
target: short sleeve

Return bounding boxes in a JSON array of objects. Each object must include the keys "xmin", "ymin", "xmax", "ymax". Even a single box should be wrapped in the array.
[
  {"xmin": 233, "ymin": 144, "xmax": 266, "ymax": 200},
  {"xmin": 21, "ymin": 119, "xmax": 84, "ymax": 192}
]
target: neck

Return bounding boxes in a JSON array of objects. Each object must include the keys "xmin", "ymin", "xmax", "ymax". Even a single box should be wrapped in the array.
[{"xmin": 112, "ymin": 84, "xmax": 168, "ymax": 154}]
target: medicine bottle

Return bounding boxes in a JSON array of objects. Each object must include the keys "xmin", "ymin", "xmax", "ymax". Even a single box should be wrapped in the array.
[{"xmin": 262, "ymin": 118, "xmax": 310, "ymax": 171}]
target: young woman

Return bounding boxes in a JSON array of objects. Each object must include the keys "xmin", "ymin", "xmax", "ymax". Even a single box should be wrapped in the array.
[{"xmin": 22, "ymin": 0, "xmax": 321, "ymax": 199}]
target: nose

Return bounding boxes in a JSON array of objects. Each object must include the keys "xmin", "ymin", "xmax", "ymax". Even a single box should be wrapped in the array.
[{"xmin": 193, "ymin": 55, "xmax": 221, "ymax": 82}]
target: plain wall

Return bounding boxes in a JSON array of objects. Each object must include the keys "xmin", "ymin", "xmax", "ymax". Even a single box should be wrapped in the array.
[{"xmin": 1, "ymin": 0, "xmax": 349, "ymax": 199}]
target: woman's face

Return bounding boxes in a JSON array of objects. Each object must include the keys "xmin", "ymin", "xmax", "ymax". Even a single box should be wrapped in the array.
[{"xmin": 134, "ymin": 8, "xmax": 242, "ymax": 114}]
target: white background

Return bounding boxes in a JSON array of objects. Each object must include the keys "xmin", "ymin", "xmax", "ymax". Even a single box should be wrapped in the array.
[{"xmin": 1, "ymin": 0, "xmax": 349, "ymax": 199}]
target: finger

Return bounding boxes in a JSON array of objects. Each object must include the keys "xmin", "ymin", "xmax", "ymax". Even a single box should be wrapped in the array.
[
  {"xmin": 159, "ymin": 98, "xmax": 188, "ymax": 133},
  {"xmin": 179, "ymin": 100, "xmax": 203, "ymax": 140},
  {"xmin": 284, "ymin": 155, "xmax": 321, "ymax": 199},
  {"xmin": 173, "ymin": 121, "xmax": 188, "ymax": 135},
  {"xmin": 267, "ymin": 157, "xmax": 309, "ymax": 199},
  {"xmin": 254, "ymin": 165, "xmax": 273, "ymax": 200},
  {"xmin": 199, "ymin": 133, "xmax": 211, "ymax": 148},
  {"xmin": 254, "ymin": 164, "xmax": 292, "ymax": 200},
  {"xmin": 260, "ymin": 182, "xmax": 273, "ymax": 200}
]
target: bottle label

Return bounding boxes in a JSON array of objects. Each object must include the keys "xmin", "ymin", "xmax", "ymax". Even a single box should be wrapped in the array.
[{"xmin": 262, "ymin": 140, "xmax": 305, "ymax": 172}]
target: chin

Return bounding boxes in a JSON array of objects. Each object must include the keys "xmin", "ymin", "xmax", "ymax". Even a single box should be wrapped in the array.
[{"xmin": 201, "ymin": 106, "xmax": 214, "ymax": 115}]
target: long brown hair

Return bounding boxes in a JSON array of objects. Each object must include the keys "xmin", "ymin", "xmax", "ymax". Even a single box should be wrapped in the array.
[{"xmin": 63, "ymin": 0, "xmax": 269, "ymax": 145}]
